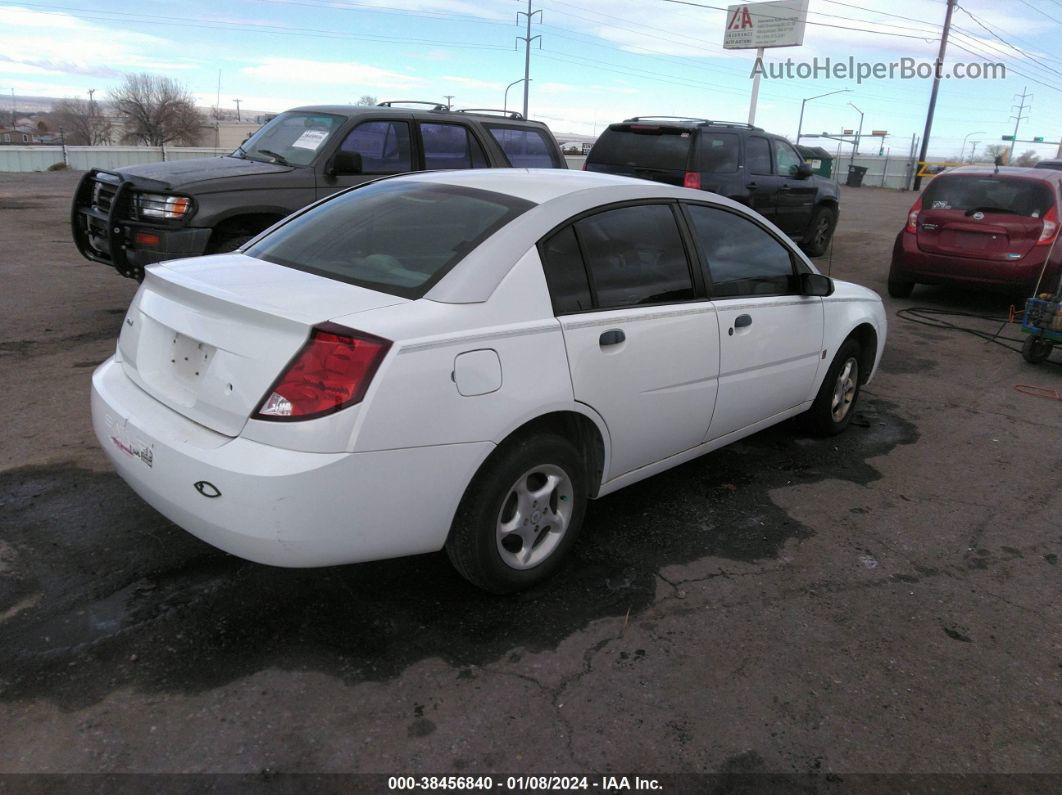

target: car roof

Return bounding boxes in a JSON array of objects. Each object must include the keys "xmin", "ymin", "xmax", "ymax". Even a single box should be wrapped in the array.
[
  {"xmin": 611, "ymin": 117, "xmax": 765, "ymax": 133},
  {"xmin": 286, "ymin": 104, "xmax": 549, "ymax": 126},
  {"xmin": 941, "ymin": 165, "xmax": 1062, "ymax": 183},
  {"xmin": 388, "ymin": 167, "xmax": 687, "ymax": 204}
]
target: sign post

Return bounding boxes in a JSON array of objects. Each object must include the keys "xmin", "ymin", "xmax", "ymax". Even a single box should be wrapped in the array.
[{"xmin": 724, "ymin": 0, "xmax": 809, "ymax": 126}]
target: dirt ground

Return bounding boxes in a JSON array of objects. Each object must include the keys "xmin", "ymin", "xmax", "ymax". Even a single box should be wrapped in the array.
[{"xmin": 0, "ymin": 170, "xmax": 1059, "ymax": 784}]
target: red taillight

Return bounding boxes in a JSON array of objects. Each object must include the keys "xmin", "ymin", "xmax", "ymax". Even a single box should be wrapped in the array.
[
  {"xmin": 683, "ymin": 171, "xmax": 701, "ymax": 190},
  {"xmin": 905, "ymin": 195, "xmax": 923, "ymax": 233},
  {"xmin": 1036, "ymin": 204, "xmax": 1059, "ymax": 246},
  {"xmin": 253, "ymin": 323, "xmax": 391, "ymax": 421}
]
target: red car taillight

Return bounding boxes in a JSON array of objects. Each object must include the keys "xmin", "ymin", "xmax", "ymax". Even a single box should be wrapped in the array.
[
  {"xmin": 253, "ymin": 323, "xmax": 391, "ymax": 421},
  {"xmin": 683, "ymin": 171, "xmax": 701, "ymax": 190},
  {"xmin": 1036, "ymin": 204, "xmax": 1059, "ymax": 246},
  {"xmin": 905, "ymin": 195, "xmax": 923, "ymax": 233}
]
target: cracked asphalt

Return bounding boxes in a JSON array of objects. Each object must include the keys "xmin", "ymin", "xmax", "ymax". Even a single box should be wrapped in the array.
[{"xmin": 0, "ymin": 171, "xmax": 1059, "ymax": 778}]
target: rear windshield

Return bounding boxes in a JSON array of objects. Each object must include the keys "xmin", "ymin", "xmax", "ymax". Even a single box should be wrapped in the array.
[
  {"xmin": 588, "ymin": 126, "xmax": 692, "ymax": 171},
  {"xmin": 245, "ymin": 180, "xmax": 535, "ymax": 298},
  {"xmin": 923, "ymin": 175, "xmax": 1055, "ymax": 217}
]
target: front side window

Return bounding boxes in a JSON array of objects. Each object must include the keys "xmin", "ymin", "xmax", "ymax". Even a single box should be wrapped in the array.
[
  {"xmin": 420, "ymin": 123, "xmax": 488, "ymax": 169},
  {"xmin": 237, "ymin": 111, "xmax": 345, "ymax": 166},
  {"xmin": 773, "ymin": 139, "xmax": 804, "ymax": 177},
  {"xmin": 485, "ymin": 125, "xmax": 561, "ymax": 168},
  {"xmin": 685, "ymin": 204, "xmax": 796, "ymax": 298},
  {"xmin": 245, "ymin": 181, "xmax": 534, "ymax": 299},
  {"xmin": 746, "ymin": 136, "xmax": 772, "ymax": 175},
  {"xmin": 574, "ymin": 204, "xmax": 695, "ymax": 309},
  {"xmin": 695, "ymin": 133, "xmax": 739, "ymax": 173},
  {"xmin": 339, "ymin": 121, "xmax": 412, "ymax": 174}
]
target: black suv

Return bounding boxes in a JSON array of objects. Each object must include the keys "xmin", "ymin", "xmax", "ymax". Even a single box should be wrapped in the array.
[
  {"xmin": 584, "ymin": 117, "xmax": 840, "ymax": 256},
  {"xmin": 72, "ymin": 102, "xmax": 566, "ymax": 280}
]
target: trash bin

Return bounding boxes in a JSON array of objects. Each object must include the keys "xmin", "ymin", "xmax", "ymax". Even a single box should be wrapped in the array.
[{"xmin": 846, "ymin": 165, "xmax": 868, "ymax": 187}]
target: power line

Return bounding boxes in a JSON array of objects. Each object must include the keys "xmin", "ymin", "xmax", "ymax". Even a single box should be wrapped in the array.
[{"xmin": 955, "ymin": 6, "xmax": 1062, "ymax": 78}]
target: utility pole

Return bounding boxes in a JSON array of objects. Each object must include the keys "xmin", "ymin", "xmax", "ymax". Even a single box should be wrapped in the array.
[
  {"xmin": 10, "ymin": 88, "xmax": 15, "ymax": 127},
  {"xmin": 443, "ymin": 95, "xmax": 455, "ymax": 110},
  {"xmin": 233, "ymin": 98, "xmax": 242, "ymax": 122},
  {"xmin": 87, "ymin": 88, "xmax": 96, "ymax": 145},
  {"xmin": 516, "ymin": 0, "xmax": 542, "ymax": 119},
  {"xmin": 913, "ymin": 0, "xmax": 957, "ymax": 191},
  {"xmin": 1009, "ymin": 87, "xmax": 1031, "ymax": 162}
]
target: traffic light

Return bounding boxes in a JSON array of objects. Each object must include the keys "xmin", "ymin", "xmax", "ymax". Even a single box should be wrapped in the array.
[{"xmin": 1002, "ymin": 135, "xmax": 1015, "ymax": 141}]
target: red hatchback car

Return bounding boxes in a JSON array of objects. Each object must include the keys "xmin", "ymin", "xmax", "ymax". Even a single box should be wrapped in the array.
[{"xmin": 889, "ymin": 166, "xmax": 1062, "ymax": 298}]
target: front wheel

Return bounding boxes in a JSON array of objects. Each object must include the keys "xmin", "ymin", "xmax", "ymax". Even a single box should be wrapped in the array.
[
  {"xmin": 801, "ymin": 205, "xmax": 838, "ymax": 257},
  {"xmin": 446, "ymin": 434, "xmax": 587, "ymax": 593},
  {"xmin": 803, "ymin": 339, "xmax": 863, "ymax": 437},
  {"xmin": 1022, "ymin": 335, "xmax": 1053, "ymax": 364}
]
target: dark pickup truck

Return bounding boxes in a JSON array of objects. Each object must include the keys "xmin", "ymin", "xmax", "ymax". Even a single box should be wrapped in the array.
[{"xmin": 72, "ymin": 102, "xmax": 567, "ymax": 280}]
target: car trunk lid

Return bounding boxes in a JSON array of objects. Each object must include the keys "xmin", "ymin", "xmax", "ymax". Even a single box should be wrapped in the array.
[
  {"xmin": 118, "ymin": 254, "xmax": 407, "ymax": 436},
  {"xmin": 916, "ymin": 175, "xmax": 1054, "ymax": 261}
]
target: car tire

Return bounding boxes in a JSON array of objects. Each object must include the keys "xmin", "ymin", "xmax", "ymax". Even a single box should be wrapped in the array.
[
  {"xmin": 207, "ymin": 233, "xmax": 253, "ymax": 254},
  {"xmin": 803, "ymin": 338, "xmax": 863, "ymax": 437},
  {"xmin": 887, "ymin": 270, "xmax": 915, "ymax": 298},
  {"xmin": 801, "ymin": 205, "xmax": 838, "ymax": 257},
  {"xmin": 446, "ymin": 434, "xmax": 587, "ymax": 593},
  {"xmin": 1022, "ymin": 335, "xmax": 1052, "ymax": 364}
]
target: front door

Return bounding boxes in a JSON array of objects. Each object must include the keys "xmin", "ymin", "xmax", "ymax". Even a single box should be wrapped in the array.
[
  {"xmin": 316, "ymin": 118, "xmax": 414, "ymax": 199},
  {"xmin": 538, "ymin": 204, "xmax": 720, "ymax": 480},
  {"xmin": 682, "ymin": 202, "xmax": 824, "ymax": 440},
  {"xmin": 772, "ymin": 138, "xmax": 818, "ymax": 235}
]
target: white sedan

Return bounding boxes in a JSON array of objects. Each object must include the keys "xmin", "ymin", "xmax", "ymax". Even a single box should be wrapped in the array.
[{"xmin": 91, "ymin": 169, "xmax": 886, "ymax": 592}]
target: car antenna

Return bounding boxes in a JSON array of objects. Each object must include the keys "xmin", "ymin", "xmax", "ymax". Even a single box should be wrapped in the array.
[{"xmin": 826, "ymin": 223, "xmax": 835, "ymax": 276}]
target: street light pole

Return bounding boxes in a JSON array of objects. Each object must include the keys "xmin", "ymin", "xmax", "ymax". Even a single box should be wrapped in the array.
[
  {"xmin": 959, "ymin": 130, "xmax": 985, "ymax": 162},
  {"xmin": 848, "ymin": 101, "xmax": 864, "ymax": 167},
  {"xmin": 504, "ymin": 79, "xmax": 527, "ymax": 115},
  {"xmin": 796, "ymin": 88, "xmax": 851, "ymax": 145}
]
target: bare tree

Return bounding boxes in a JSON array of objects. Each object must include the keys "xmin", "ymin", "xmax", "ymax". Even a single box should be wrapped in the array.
[
  {"xmin": 49, "ymin": 97, "xmax": 113, "ymax": 145},
  {"xmin": 109, "ymin": 73, "xmax": 204, "ymax": 146},
  {"xmin": 1015, "ymin": 149, "xmax": 1040, "ymax": 167},
  {"xmin": 355, "ymin": 95, "xmax": 378, "ymax": 106}
]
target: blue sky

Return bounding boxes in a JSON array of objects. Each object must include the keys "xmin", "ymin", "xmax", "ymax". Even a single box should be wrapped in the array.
[{"xmin": 2, "ymin": 0, "xmax": 1062, "ymax": 159}]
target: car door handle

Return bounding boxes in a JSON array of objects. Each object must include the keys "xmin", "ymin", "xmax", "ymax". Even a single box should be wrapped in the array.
[
  {"xmin": 599, "ymin": 329, "xmax": 625, "ymax": 347},
  {"xmin": 745, "ymin": 182, "xmax": 759, "ymax": 190},
  {"xmin": 734, "ymin": 314, "xmax": 752, "ymax": 328},
  {"xmin": 779, "ymin": 184, "xmax": 792, "ymax": 191}
]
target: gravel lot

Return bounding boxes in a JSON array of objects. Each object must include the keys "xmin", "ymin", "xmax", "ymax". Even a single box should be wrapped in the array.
[{"xmin": 0, "ymin": 170, "xmax": 1059, "ymax": 782}]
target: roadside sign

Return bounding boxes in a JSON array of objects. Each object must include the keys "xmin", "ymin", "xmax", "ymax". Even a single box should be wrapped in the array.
[
  {"xmin": 723, "ymin": 0, "xmax": 809, "ymax": 49},
  {"xmin": 871, "ymin": 130, "xmax": 888, "ymax": 136},
  {"xmin": 1002, "ymin": 135, "xmax": 1015, "ymax": 141}
]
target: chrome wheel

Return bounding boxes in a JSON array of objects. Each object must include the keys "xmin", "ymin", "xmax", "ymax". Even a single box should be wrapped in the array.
[
  {"xmin": 813, "ymin": 215, "xmax": 831, "ymax": 247},
  {"xmin": 495, "ymin": 464, "xmax": 574, "ymax": 570},
  {"xmin": 831, "ymin": 357, "xmax": 859, "ymax": 423}
]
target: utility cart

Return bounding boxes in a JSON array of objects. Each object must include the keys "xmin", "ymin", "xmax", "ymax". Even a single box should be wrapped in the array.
[{"xmin": 1020, "ymin": 295, "xmax": 1062, "ymax": 364}]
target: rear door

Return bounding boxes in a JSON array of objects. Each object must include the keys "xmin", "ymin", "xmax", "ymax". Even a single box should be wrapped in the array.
[
  {"xmin": 482, "ymin": 124, "xmax": 565, "ymax": 169},
  {"xmin": 584, "ymin": 124, "xmax": 693, "ymax": 186},
  {"xmin": 539, "ymin": 202, "xmax": 720, "ymax": 480},
  {"xmin": 744, "ymin": 135, "xmax": 782, "ymax": 224},
  {"xmin": 916, "ymin": 174, "xmax": 1052, "ymax": 260},
  {"xmin": 316, "ymin": 117, "xmax": 414, "ymax": 199},
  {"xmin": 682, "ymin": 202, "xmax": 823, "ymax": 441},
  {"xmin": 418, "ymin": 121, "xmax": 491, "ymax": 170}
]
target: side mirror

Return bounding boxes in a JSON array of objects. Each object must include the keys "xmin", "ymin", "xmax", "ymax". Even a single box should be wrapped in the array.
[
  {"xmin": 795, "ymin": 162, "xmax": 815, "ymax": 179},
  {"xmin": 800, "ymin": 272, "xmax": 834, "ymax": 297},
  {"xmin": 332, "ymin": 150, "xmax": 363, "ymax": 175}
]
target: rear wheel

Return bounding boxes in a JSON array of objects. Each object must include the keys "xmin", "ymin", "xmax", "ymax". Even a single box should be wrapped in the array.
[
  {"xmin": 1022, "ymin": 335, "xmax": 1052, "ymax": 364},
  {"xmin": 446, "ymin": 434, "xmax": 587, "ymax": 593},
  {"xmin": 887, "ymin": 265, "xmax": 915, "ymax": 298},
  {"xmin": 801, "ymin": 205, "xmax": 838, "ymax": 257},
  {"xmin": 803, "ymin": 338, "xmax": 862, "ymax": 437}
]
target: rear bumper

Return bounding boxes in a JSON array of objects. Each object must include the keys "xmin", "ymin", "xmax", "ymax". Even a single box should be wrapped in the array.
[
  {"xmin": 91, "ymin": 357, "xmax": 493, "ymax": 567},
  {"xmin": 891, "ymin": 231, "xmax": 1057, "ymax": 292}
]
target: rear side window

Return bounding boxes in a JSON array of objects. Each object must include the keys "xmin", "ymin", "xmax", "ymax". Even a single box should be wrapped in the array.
[
  {"xmin": 695, "ymin": 133, "xmax": 739, "ymax": 173},
  {"xmin": 339, "ymin": 121, "xmax": 412, "ymax": 174},
  {"xmin": 922, "ymin": 176, "xmax": 1054, "ymax": 217},
  {"xmin": 685, "ymin": 204, "xmax": 795, "ymax": 298},
  {"xmin": 420, "ymin": 123, "xmax": 489, "ymax": 169},
  {"xmin": 588, "ymin": 127, "xmax": 691, "ymax": 170},
  {"xmin": 485, "ymin": 125, "xmax": 560, "ymax": 168},
  {"xmin": 540, "ymin": 226, "xmax": 593, "ymax": 314},
  {"xmin": 246, "ymin": 181, "xmax": 534, "ymax": 299},
  {"xmin": 575, "ymin": 204, "xmax": 695, "ymax": 309},
  {"xmin": 747, "ymin": 136, "xmax": 772, "ymax": 175}
]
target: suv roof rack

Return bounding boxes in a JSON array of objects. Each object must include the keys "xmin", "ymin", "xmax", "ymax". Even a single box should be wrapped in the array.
[
  {"xmin": 623, "ymin": 116, "xmax": 763, "ymax": 131},
  {"xmin": 454, "ymin": 108, "xmax": 526, "ymax": 120},
  {"xmin": 377, "ymin": 100, "xmax": 449, "ymax": 111}
]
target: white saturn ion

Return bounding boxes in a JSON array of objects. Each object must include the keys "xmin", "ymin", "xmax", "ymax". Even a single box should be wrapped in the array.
[{"xmin": 92, "ymin": 169, "xmax": 886, "ymax": 592}]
